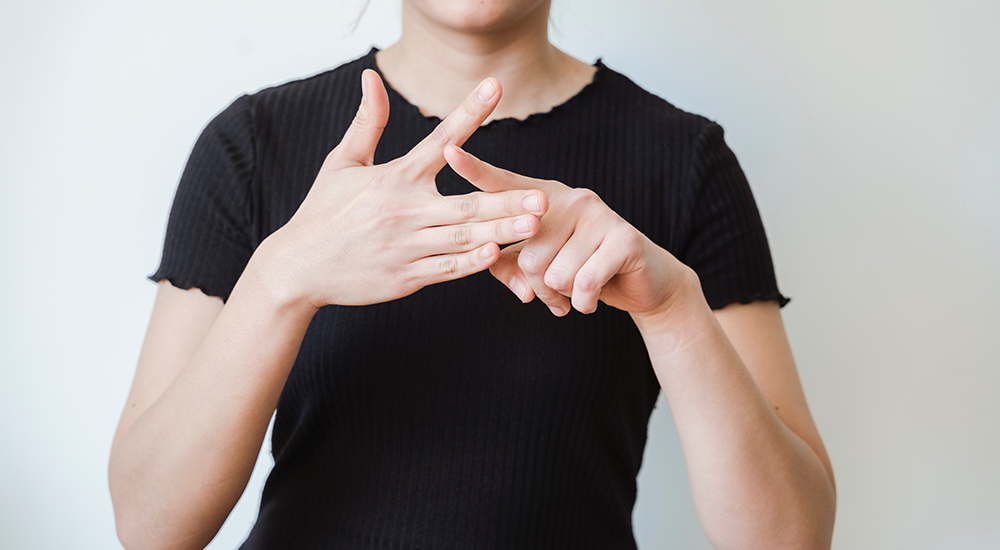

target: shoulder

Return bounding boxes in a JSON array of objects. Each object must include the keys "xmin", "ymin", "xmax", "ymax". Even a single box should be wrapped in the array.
[
  {"xmin": 248, "ymin": 50, "xmax": 369, "ymax": 109},
  {"xmin": 195, "ymin": 50, "xmax": 371, "ymax": 146},
  {"xmin": 595, "ymin": 62, "xmax": 720, "ymax": 147},
  {"xmin": 234, "ymin": 50, "xmax": 372, "ymax": 148}
]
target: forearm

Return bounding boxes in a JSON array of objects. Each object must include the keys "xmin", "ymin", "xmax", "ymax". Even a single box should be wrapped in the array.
[
  {"xmin": 109, "ymin": 245, "xmax": 318, "ymax": 550},
  {"xmin": 632, "ymin": 273, "xmax": 835, "ymax": 550}
]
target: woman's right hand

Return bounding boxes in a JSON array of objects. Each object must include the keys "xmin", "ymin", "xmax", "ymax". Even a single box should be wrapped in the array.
[{"xmin": 257, "ymin": 69, "xmax": 548, "ymax": 310}]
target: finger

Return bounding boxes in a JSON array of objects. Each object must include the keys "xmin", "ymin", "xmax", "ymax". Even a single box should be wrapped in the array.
[
  {"xmin": 429, "ymin": 189, "xmax": 547, "ymax": 225},
  {"xmin": 489, "ymin": 242, "xmax": 537, "ymax": 303},
  {"xmin": 406, "ymin": 243, "xmax": 500, "ymax": 288},
  {"xmin": 518, "ymin": 233, "xmax": 574, "ymax": 316},
  {"xmin": 415, "ymin": 215, "xmax": 539, "ymax": 255},
  {"xmin": 542, "ymin": 230, "xmax": 606, "ymax": 296},
  {"xmin": 329, "ymin": 69, "xmax": 390, "ymax": 169},
  {"xmin": 571, "ymin": 240, "xmax": 629, "ymax": 314},
  {"xmin": 402, "ymin": 78, "xmax": 502, "ymax": 177},
  {"xmin": 444, "ymin": 144, "xmax": 532, "ymax": 193}
]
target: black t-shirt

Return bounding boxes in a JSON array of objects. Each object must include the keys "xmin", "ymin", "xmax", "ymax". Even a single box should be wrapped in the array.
[{"xmin": 150, "ymin": 47, "xmax": 788, "ymax": 549}]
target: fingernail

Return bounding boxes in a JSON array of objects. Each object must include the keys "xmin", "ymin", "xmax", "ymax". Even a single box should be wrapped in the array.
[
  {"xmin": 522, "ymin": 194, "xmax": 541, "ymax": 213},
  {"xmin": 361, "ymin": 74, "xmax": 368, "ymax": 102},
  {"xmin": 549, "ymin": 305, "xmax": 564, "ymax": 316},
  {"xmin": 477, "ymin": 79, "xmax": 497, "ymax": 101},
  {"xmin": 513, "ymin": 217, "xmax": 531, "ymax": 235},
  {"xmin": 510, "ymin": 277, "xmax": 526, "ymax": 300},
  {"xmin": 480, "ymin": 245, "xmax": 494, "ymax": 259}
]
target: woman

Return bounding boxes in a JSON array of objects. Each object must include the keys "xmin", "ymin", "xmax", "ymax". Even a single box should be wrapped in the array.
[{"xmin": 109, "ymin": 0, "xmax": 836, "ymax": 548}]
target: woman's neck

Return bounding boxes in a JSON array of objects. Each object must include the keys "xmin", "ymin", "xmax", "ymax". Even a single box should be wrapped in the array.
[{"xmin": 375, "ymin": 3, "xmax": 596, "ymax": 123}]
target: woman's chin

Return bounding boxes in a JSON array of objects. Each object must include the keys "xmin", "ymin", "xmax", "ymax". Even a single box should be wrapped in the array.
[{"xmin": 407, "ymin": 0, "xmax": 548, "ymax": 34}]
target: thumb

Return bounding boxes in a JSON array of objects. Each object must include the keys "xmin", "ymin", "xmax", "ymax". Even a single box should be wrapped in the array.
[
  {"xmin": 330, "ymin": 69, "xmax": 390, "ymax": 169},
  {"xmin": 489, "ymin": 241, "xmax": 536, "ymax": 303}
]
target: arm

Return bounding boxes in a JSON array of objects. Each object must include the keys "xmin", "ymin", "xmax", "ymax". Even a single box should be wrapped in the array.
[
  {"xmin": 632, "ymin": 284, "xmax": 835, "ymax": 550},
  {"xmin": 109, "ymin": 72, "xmax": 547, "ymax": 549},
  {"xmin": 109, "ymin": 272, "xmax": 316, "ymax": 550},
  {"xmin": 444, "ymin": 146, "xmax": 836, "ymax": 549}
]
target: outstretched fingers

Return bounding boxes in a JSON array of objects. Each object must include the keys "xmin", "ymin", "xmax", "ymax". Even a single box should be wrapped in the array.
[
  {"xmin": 329, "ymin": 69, "xmax": 390, "ymax": 169},
  {"xmin": 415, "ymin": 214, "xmax": 540, "ymax": 256},
  {"xmin": 402, "ymin": 78, "xmax": 502, "ymax": 177},
  {"xmin": 429, "ymin": 189, "xmax": 547, "ymax": 225}
]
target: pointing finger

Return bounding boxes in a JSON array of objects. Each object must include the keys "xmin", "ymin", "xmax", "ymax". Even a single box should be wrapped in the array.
[
  {"xmin": 402, "ymin": 78, "xmax": 502, "ymax": 178},
  {"xmin": 444, "ymin": 144, "xmax": 531, "ymax": 193}
]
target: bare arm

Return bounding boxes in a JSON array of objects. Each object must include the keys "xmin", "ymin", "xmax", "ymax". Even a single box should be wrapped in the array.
[
  {"xmin": 633, "ymin": 290, "xmax": 836, "ymax": 550},
  {"xmin": 109, "ymin": 271, "xmax": 316, "ymax": 550},
  {"xmin": 109, "ymin": 72, "xmax": 549, "ymax": 549}
]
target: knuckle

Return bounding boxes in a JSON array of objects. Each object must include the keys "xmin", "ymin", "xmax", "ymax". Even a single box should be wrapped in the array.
[
  {"xmin": 450, "ymin": 225, "xmax": 473, "ymax": 247},
  {"xmin": 490, "ymin": 221, "xmax": 509, "ymax": 243},
  {"xmin": 352, "ymin": 108, "xmax": 369, "ymax": 128},
  {"xmin": 624, "ymin": 227, "xmax": 644, "ymax": 248},
  {"xmin": 544, "ymin": 268, "xmax": 571, "ymax": 291},
  {"xmin": 461, "ymin": 99, "xmax": 478, "ymax": 120},
  {"xmin": 373, "ymin": 165, "xmax": 399, "ymax": 188},
  {"xmin": 575, "ymin": 272, "xmax": 599, "ymax": 294},
  {"xmin": 458, "ymin": 196, "xmax": 479, "ymax": 220},
  {"xmin": 387, "ymin": 264, "xmax": 413, "ymax": 287},
  {"xmin": 517, "ymin": 247, "xmax": 545, "ymax": 275},
  {"xmin": 569, "ymin": 187, "xmax": 601, "ymax": 208},
  {"xmin": 430, "ymin": 120, "xmax": 453, "ymax": 146},
  {"xmin": 439, "ymin": 255, "xmax": 460, "ymax": 277},
  {"xmin": 492, "ymin": 220, "xmax": 507, "ymax": 241}
]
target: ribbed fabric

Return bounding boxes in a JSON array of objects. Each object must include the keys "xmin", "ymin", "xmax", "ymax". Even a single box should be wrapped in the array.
[{"xmin": 149, "ymin": 47, "xmax": 788, "ymax": 550}]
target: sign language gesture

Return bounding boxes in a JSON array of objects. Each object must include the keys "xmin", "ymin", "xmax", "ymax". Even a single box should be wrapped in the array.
[
  {"xmin": 444, "ymin": 144, "xmax": 695, "ymax": 319},
  {"xmin": 262, "ymin": 70, "xmax": 549, "ymax": 309}
]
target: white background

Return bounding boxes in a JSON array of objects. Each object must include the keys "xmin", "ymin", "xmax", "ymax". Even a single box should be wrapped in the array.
[{"xmin": 2, "ymin": 1, "xmax": 999, "ymax": 548}]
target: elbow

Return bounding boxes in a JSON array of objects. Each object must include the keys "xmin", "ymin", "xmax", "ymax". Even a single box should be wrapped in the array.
[
  {"xmin": 705, "ymin": 476, "xmax": 837, "ymax": 550},
  {"xmin": 109, "ymin": 457, "xmax": 199, "ymax": 550},
  {"xmin": 112, "ymin": 506, "xmax": 208, "ymax": 550},
  {"xmin": 111, "ymin": 496, "xmax": 157, "ymax": 550},
  {"xmin": 770, "ymin": 482, "xmax": 838, "ymax": 550}
]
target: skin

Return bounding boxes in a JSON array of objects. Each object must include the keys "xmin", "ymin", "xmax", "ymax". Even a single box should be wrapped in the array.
[{"xmin": 109, "ymin": 1, "xmax": 836, "ymax": 549}]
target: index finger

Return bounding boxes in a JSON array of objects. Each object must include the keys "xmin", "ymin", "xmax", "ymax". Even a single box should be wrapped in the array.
[{"xmin": 401, "ymin": 77, "xmax": 502, "ymax": 178}]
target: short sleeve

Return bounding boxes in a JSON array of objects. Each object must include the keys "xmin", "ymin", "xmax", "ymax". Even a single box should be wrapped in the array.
[
  {"xmin": 678, "ymin": 122, "xmax": 790, "ymax": 309},
  {"xmin": 148, "ymin": 95, "xmax": 256, "ymax": 303}
]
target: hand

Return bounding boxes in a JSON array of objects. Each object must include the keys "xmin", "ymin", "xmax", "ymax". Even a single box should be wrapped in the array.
[
  {"xmin": 260, "ymin": 70, "xmax": 549, "ymax": 309},
  {"xmin": 444, "ymin": 144, "xmax": 698, "ymax": 319}
]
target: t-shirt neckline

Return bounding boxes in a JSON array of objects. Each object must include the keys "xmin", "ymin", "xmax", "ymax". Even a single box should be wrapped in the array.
[{"xmin": 363, "ymin": 46, "xmax": 606, "ymax": 130}]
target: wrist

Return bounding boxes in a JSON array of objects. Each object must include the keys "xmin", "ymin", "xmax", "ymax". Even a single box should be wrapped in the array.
[
  {"xmin": 629, "ymin": 266, "xmax": 714, "ymax": 349},
  {"xmin": 237, "ymin": 232, "xmax": 321, "ymax": 321}
]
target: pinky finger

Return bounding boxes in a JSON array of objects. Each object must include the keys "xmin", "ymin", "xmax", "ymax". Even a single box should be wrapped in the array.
[
  {"xmin": 409, "ymin": 242, "xmax": 499, "ymax": 287},
  {"xmin": 571, "ymin": 242, "xmax": 626, "ymax": 314}
]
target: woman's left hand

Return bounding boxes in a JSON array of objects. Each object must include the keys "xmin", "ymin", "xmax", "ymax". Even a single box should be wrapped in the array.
[{"xmin": 445, "ymin": 144, "xmax": 700, "ymax": 318}]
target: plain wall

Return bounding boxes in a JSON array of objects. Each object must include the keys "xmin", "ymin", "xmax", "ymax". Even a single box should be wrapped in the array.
[{"xmin": 1, "ymin": 1, "xmax": 998, "ymax": 548}]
